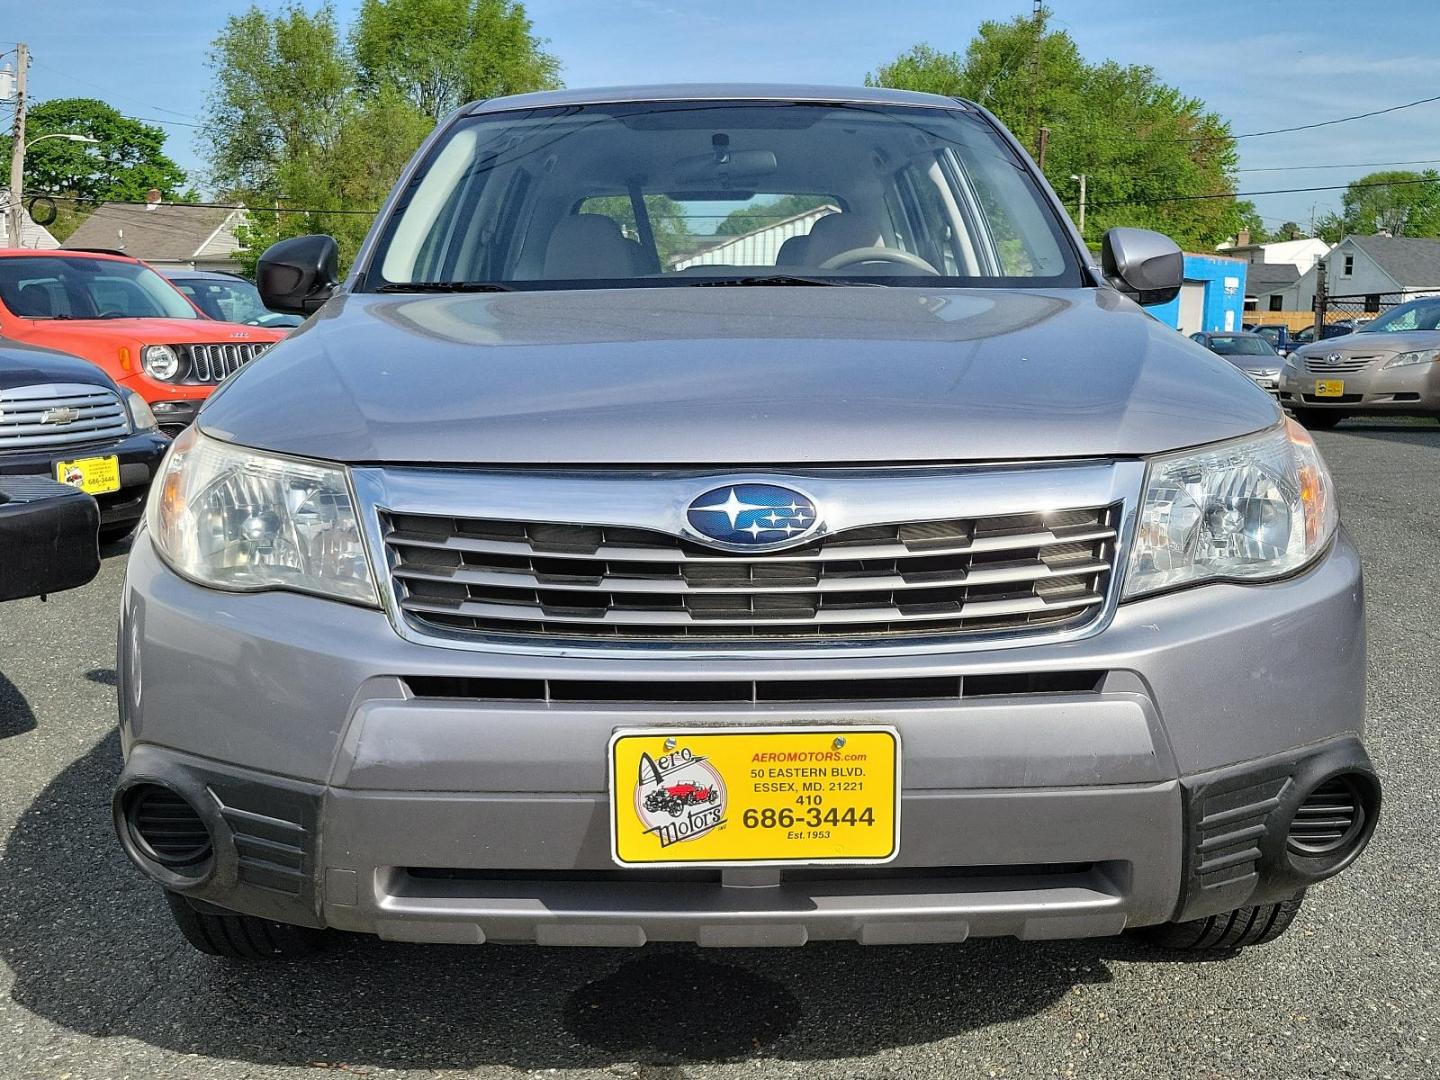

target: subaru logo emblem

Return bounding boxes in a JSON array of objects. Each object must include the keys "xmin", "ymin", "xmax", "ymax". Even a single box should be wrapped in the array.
[{"xmin": 686, "ymin": 483, "xmax": 821, "ymax": 550}]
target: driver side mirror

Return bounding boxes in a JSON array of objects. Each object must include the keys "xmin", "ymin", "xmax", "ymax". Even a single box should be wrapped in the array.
[
  {"xmin": 1101, "ymin": 227, "xmax": 1184, "ymax": 306},
  {"xmin": 257, "ymin": 234, "xmax": 339, "ymax": 315}
]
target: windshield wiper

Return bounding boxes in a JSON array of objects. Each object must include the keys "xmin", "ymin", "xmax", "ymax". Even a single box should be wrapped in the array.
[
  {"xmin": 376, "ymin": 281, "xmax": 515, "ymax": 293},
  {"xmin": 688, "ymin": 274, "xmax": 878, "ymax": 288}
]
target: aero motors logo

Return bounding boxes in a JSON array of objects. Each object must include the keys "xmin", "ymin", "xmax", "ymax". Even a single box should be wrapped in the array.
[{"xmin": 635, "ymin": 746, "xmax": 727, "ymax": 847}]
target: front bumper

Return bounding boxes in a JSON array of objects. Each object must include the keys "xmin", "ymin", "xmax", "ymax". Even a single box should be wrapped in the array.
[
  {"xmin": 0, "ymin": 430, "xmax": 168, "ymax": 528},
  {"xmin": 115, "ymin": 530, "xmax": 1375, "ymax": 945},
  {"xmin": 1280, "ymin": 359, "xmax": 1440, "ymax": 413}
]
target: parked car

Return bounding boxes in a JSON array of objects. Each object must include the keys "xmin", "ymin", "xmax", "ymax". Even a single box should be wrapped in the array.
[
  {"xmin": 1189, "ymin": 331, "xmax": 1283, "ymax": 395},
  {"xmin": 1252, "ymin": 324, "xmax": 1304, "ymax": 357},
  {"xmin": 0, "ymin": 340, "xmax": 168, "ymax": 543},
  {"xmin": 114, "ymin": 84, "xmax": 1378, "ymax": 961},
  {"xmin": 1281, "ymin": 295, "xmax": 1440, "ymax": 427},
  {"xmin": 159, "ymin": 268, "xmax": 305, "ymax": 330},
  {"xmin": 0, "ymin": 475, "xmax": 100, "ymax": 602},
  {"xmin": 0, "ymin": 250, "xmax": 286, "ymax": 436}
]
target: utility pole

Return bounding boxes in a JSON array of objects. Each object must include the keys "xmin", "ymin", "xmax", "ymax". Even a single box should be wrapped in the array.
[
  {"xmin": 1070, "ymin": 173, "xmax": 1087, "ymax": 237},
  {"xmin": 1035, "ymin": 127, "xmax": 1049, "ymax": 173},
  {"xmin": 6, "ymin": 42, "xmax": 28, "ymax": 249},
  {"xmin": 1029, "ymin": 0, "xmax": 1045, "ymax": 168}
]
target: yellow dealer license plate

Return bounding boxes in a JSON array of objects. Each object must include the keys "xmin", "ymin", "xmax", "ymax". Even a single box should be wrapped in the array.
[
  {"xmin": 609, "ymin": 727, "xmax": 900, "ymax": 867},
  {"xmin": 55, "ymin": 455, "xmax": 120, "ymax": 495},
  {"xmin": 1314, "ymin": 379, "xmax": 1345, "ymax": 397}
]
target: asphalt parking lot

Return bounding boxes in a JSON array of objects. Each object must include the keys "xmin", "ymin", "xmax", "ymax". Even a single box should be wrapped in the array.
[{"xmin": 1, "ymin": 421, "xmax": 1437, "ymax": 1080}]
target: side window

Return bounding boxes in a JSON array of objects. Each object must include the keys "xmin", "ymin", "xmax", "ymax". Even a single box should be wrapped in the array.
[{"xmin": 1190, "ymin": 333, "xmax": 1207, "ymax": 343}]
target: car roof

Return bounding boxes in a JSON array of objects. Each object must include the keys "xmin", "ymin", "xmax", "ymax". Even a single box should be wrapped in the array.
[
  {"xmin": 0, "ymin": 248, "xmax": 139, "ymax": 264},
  {"xmin": 159, "ymin": 268, "xmax": 246, "ymax": 282},
  {"xmin": 467, "ymin": 83, "xmax": 975, "ymax": 116},
  {"xmin": 1204, "ymin": 331, "xmax": 1265, "ymax": 338}
]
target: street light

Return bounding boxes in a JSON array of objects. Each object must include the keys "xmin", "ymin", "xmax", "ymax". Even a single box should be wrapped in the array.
[
  {"xmin": 25, "ymin": 133, "xmax": 99, "ymax": 150},
  {"xmin": 6, "ymin": 133, "xmax": 98, "ymax": 247},
  {"xmin": 1069, "ymin": 173, "xmax": 1087, "ymax": 238}
]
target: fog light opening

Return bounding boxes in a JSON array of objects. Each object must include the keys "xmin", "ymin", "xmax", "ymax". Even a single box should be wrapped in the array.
[
  {"xmin": 1287, "ymin": 773, "xmax": 1368, "ymax": 857},
  {"xmin": 123, "ymin": 783, "xmax": 214, "ymax": 873}
]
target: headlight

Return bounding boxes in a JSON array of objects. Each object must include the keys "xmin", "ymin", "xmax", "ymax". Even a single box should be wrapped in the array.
[
  {"xmin": 1383, "ymin": 349, "xmax": 1440, "ymax": 369},
  {"xmin": 123, "ymin": 389, "xmax": 158, "ymax": 432},
  {"xmin": 142, "ymin": 344, "xmax": 181, "ymax": 381},
  {"xmin": 1123, "ymin": 420, "xmax": 1337, "ymax": 600},
  {"xmin": 147, "ymin": 428, "xmax": 377, "ymax": 605}
]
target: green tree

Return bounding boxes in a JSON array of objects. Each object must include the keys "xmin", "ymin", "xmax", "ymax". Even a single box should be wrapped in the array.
[
  {"xmin": 867, "ymin": 15, "xmax": 1246, "ymax": 250},
  {"xmin": 1315, "ymin": 170, "xmax": 1440, "ymax": 241},
  {"xmin": 581, "ymin": 195, "xmax": 694, "ymax": 267},
  {"xmin": 352, "ymin": 0, "xmax": 560, "ymax": 121},
  {"xmin": 716, "ymin": 194, "xmax": 834, "ymax": 236},
  {"xmin": 202, "ymin": 0, "xmax": 561, "ymax": 273},
  {"xmin": 0, "ymin": 98, "xmax": 192, "ymax": 240}
]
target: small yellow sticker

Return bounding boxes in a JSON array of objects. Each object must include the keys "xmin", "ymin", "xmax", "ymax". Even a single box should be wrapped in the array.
[{"xmin": 609, "ymin": 727, "xmax": 900, "ymax": 867}]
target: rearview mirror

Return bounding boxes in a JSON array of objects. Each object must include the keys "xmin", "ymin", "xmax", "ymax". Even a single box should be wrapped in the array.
[
  {"xmin": 257, "ymin": 234, "xmax": 339, "ymax": 315},
  {"xmin": 0, "ymin": 478, "xmax": 100, "ymax": 602},
  {"xmin": 1101, "ymin": 227, "xmax": 1184, "ymax": 306}
]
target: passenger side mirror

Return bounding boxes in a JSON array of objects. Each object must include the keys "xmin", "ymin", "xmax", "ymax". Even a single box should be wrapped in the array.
[
  {"xmin": 0, "ymin": 478, "xmax": 100, "ymax": 602},
  {"xmin": 257, "ymin": 234, "xmax": 339, "ymax": 315},
  {"xmin": 1101, "ymin": 227, "xmax": 1184, "ymax": 306}
]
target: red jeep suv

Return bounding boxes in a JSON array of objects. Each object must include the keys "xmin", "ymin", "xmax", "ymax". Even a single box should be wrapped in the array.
[{"xmin": 0, "ymin": 250, "xmax": 286, "ymax": 435}]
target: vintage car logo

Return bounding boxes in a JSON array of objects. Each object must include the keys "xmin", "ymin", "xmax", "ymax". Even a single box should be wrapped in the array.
[
  {"xmin": 634, "ymin": 746, "xmax": 726, "ymax": 848},
  {"xmin": 40, "ymin": 406, "xmax": 80, "ymax": 426},
  {"xmin": 686, "ymin": 483, "xmax": 820, "ymax": 550}
]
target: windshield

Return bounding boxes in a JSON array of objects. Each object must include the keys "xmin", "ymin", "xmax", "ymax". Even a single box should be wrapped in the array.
[
  {"xmin": 1207, "ymin": 335, "xmax": 1275, "ymax": 356},
  {"xmin": 1359, "ymin": 297, "xmax": 1440, "ymax": 333},
  {"xmin": 0, "ymin": 256, "xmax": 199, "ymax": 320},
  {"xmin": 366, "ymin": 101, "xmax": 1082, "ymax": 291},
  {"xmin": 168, "ymin": 276, "xmax": 271, "ymax": 324}
]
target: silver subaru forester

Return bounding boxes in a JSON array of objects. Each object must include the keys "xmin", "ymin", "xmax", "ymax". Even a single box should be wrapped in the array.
[{"xmin": 113, "ymin": 85, "xmax": 1379, "ymax": 960}]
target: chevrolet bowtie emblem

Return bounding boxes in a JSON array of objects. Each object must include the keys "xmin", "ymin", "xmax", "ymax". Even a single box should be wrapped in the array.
[{"xmin": 40, "ymin": 406, "xmax": 81, "ymax": 425}]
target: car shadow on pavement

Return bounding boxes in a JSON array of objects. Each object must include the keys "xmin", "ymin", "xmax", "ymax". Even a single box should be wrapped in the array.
[
  {"xmin": 0, "ymin": 670, "xmax": 37, "ymax": 740},
  {"xmin": 2, "ymin": 733, "xmax": 1188, "ymax": 1072}
]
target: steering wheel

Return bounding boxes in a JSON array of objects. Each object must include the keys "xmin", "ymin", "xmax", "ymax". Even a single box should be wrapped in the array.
[{"xmin": 817, "ymin": 246, "xmax": 940, "ymax": 275}]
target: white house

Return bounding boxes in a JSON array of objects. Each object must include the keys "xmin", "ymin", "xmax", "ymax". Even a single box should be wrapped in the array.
[
  {"xmin": 671, "ymin": 204, "xmax": 840, "ymax": 270},
  {"xmin": 62, "ymin": 201, "xmax": 253, "ymax": 272},
  {"xmin": 1292, "ymin": 234, "xmax": 1440, "ymax": 311},
  {"xmin": 0, "ymin": 191, "xmax": 61, "ymax": 249},
  {"xmin": 1217, "ymin": 236, "xmax": 1331, "ymax": 312}
]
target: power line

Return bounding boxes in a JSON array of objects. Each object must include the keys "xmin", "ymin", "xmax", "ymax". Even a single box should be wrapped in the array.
[
  {"xmin": 28, "ymin": 59, "xmax": 200, "ymax": 123},
  {"xmin": 1092, "ymin": 174, "xmax": 1440, "ymax": 209},
  {"xmin": 1125, "ymin": 91, "xmax": 1440, "ymax": 145},
  {"xmin": 1237, "ymin": 158, "xmax": 1440, "ymax": 174},
  {"xmin": 120, "ymin": 114, "xmax": 203, "ymax": 130},
  {"xmin": 29, "ymin": 192, "xmax": 378, "ymax": 216}
]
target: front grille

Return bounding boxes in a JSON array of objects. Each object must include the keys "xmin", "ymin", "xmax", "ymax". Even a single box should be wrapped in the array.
[
  {"xmin": 1302, "ymin": 393, "xmax": 1364, "ymax": 404},
  {"xmin": 1303, "ymin": 354, "xmax": 1379, "ymax": 374},
  {"xmin": 383, "ymin": 504, "xmax": 1119, "ymax": 643},
  {"xmin": 183, "ymin": 341, "xmax": 271, "ymax": 383},
  {"xmin": 403, "ymin": 670, "xmax": 1106, "ymax": 703},
  {"xmin": 0, "ymin": 382, "xmax": 129, "ymax": 449}
]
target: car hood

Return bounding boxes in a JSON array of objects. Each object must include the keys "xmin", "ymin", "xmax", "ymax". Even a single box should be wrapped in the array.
[
  {"xmin": 199, "ymin": 287, "xmax": 1279, "ymax": 465},
  {"xmin": 1294, "ymin": 330, "xmax": 1440, "ymax": 359},
  {"xmin": 0, "ymin": 341, "xmax": 118, "ymax": 392},
  {"xmin": 5, "ymin": 317, "xmax": 285, "ymax": 350},
  {"xmin": 1219, "ymin": 353, "xmax": 1283, "ymax": 372}
]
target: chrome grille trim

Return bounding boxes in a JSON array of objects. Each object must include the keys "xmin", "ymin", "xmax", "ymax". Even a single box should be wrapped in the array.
[
  {"xmin": 353, "ymin": 462, "xmax": 1145, "ymax": 657},
  {"xmin": 0, "ymin": 382, "xmax": 129, "ymax": 449},
  {"xmin": 183, "ymin": 342, "xmax": 271, "ymax": 384},
  {"xmin": 1302, "ymin": 354, "xmax": 1380, "ymax": 374}
]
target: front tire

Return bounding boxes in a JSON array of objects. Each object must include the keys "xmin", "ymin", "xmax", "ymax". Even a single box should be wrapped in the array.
[
  {"xmin": 1292, "ymin": 409, "xmax": 1345, "ymax": 430},
  {"xmin": 164, "ymin": 891, "xmax": 328, "ymax": 960},
  {"xmin": 1137, "ymin": 894, "xmax": 1305, "ymax": 952}
]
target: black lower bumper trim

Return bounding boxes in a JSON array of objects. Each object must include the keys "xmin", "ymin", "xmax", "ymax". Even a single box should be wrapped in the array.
[{"xmin": 1174, "ymin": 736, "xmax": 1380, "ymax": 923}]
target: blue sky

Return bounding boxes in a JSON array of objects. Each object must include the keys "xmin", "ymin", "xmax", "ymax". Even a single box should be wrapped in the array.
[{"xmin": 6, "ymin": 0, "xmax": 1440, "ymax": 229}]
